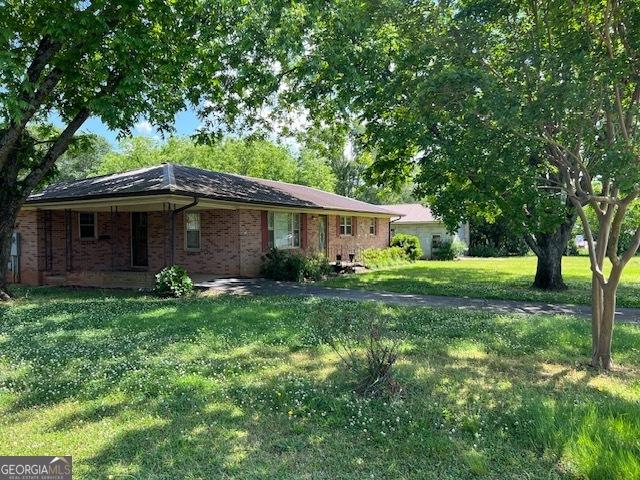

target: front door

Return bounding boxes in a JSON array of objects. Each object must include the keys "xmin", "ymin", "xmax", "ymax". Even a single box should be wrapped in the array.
[
  {"xmin": 318, "ymin": 215, "xmax": 327, "ymax": 254},
  {"xmin": 131, "ymin": 212, "xmax": 148, "ymax": 267}
]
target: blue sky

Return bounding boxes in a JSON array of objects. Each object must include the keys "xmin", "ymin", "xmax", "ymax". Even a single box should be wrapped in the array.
[
  {"xmin": 51, "ymin": 103, "xmax": 306, "ymax": 154},
  {"xmin": 76, "ymin": 109, "xmax": 203, "ymax": 147}
]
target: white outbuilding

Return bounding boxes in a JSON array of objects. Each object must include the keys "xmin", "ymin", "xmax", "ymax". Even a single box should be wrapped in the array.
[{"xmin": 382, "ymin": 203, "xmax": 470, "ymax": 259}]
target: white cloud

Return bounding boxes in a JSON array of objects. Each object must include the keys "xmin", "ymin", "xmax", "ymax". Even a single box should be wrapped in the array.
[{"xmin": 134, "ymin": 120, "xmax": 153, "ymax": 134}]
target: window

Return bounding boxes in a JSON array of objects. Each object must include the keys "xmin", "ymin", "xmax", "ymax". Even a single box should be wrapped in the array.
[
  {"xmin": 78, "ymin": 212, "xmax": 97, "ymax": 240},
  {"xmin": 268, "ymin": 212, "xmax": 300, "ymax": 248},
  {"xmin": 185, "ymin": 212, "xmax": 201, "ymax": 250},
  {"xmin": 339, "ymin": 216, "xmax": 353, "ymax": 236},
  {"xmin": 368, "ymin": 218, "xmax": 377, "ymax": 235},
  {"xmin": 432, "ymin": 234, "xmax": 443, "ymax": 249}
]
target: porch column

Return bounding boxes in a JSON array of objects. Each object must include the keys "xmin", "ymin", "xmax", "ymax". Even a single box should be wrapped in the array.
[{"xmin": 64, "ymin": 209, "xmax": 73, "ymax": 271}]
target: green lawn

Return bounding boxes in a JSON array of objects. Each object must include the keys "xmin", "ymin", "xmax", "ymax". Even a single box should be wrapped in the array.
[
  {"xmin": 323, "ymin": 256, "xmax": 640, "ymax": 307},
  {"xmin": 1, "ymin": 289, "xmax": 640, "ymax": 479}
]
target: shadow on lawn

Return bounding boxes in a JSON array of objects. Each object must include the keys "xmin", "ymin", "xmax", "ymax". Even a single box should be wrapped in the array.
[
  {"xmin": 1, "ymin": 290, "xmax": 640, "ymax": 478},
  {"xmin": 328, "ymin": 261, "xmax": 640, "ymax": 307},
  {"xmin": 396, "ymin": 349, "xmax": 640, "ymax": 480}
]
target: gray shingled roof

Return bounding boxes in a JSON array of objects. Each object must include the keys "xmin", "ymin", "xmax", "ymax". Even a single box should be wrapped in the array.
[{"xmin": 27, "ymin": 163, "xmax": 399, "ymax": 215}]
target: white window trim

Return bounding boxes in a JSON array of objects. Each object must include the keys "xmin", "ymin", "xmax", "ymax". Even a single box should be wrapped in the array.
[
  {"xmin": 184, "ymin": 211, "xmax": 201, "ymax": 252},
  {"xmin": 340, "ymin": 216, "xmax": 353, "ymax": 236},
  {"xmin": 78, "ymin": 212, "xmax": 97, "ymax": 240},
  {"xmin": 368, "ymin": 218, "xmax": 377, "ymax": 235},
  {"xmin": 268, "ymin": 211, "xmax": 301, "ymax": 249}
]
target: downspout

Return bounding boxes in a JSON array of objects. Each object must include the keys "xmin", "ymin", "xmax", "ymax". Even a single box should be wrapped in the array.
[{"xmin": 170, "ymin": 196, "xmax": 199, "ymax": 265}]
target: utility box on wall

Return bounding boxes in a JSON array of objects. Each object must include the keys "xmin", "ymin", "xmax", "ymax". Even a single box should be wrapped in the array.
[{"xmin": 8, "ymin": 231, "xmax": 20, "ymax": 283}]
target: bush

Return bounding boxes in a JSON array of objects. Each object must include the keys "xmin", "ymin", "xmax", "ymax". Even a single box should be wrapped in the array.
[
  {"xmin": 565, "ymin": 241, "xmax": 580, "ymax": 256},
  {"xmin": 469, "ymin": 244, "xmax": 504, "ymax": 257},
  {"xmin": 302, "ymin": 252, "xmax": 332, "ymax": 281},
  {"xmin": 261, "ymin": 248, "xmax": 332, "ymax": 281},
  {"xmin": 155, "ymin": 265, "xmax": 193, "ymax": 297},
  {"xmin": 432, "ymin": 238, "xmax": 467, "ymax": 260},
  {"xmin": 261, "ymin": 248, "xmax": 305, "ymax": 281},
  {"xmin": 390, "ymin": 233, "xmax": 424, "ymax": 260},
  {"xmin": 360, "ymin": 246, "xmax": 409, "ymax": 269}
]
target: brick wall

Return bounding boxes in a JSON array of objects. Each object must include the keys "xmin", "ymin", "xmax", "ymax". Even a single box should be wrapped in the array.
[
  {"xmin": 40, "ymin": 211, "xmax": 169, "ymax": 274},
  {"xmin": 173, "ymin": 209, "xmax": 241, "ymax": 277},
  {"xmin": 325, "ymin": 214, "xmax": 390, "ymax": 262},
  {"xmin": 9, "ymin": 207, "xmax": 391, "ymax": 288},
  {"xmin": 7, "ymin": 210, "xmax": 43, "ymax": 285},
  {"xmin": 239, "ymin": 209, "xmax": 263, "ymax": 277}
]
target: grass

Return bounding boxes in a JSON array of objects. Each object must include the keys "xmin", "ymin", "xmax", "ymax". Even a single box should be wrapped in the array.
[
  {"xmin": 323, "ymin": 256, "xmax": 640, "ymax": 307},
  {"xmin": 1, "ymin": 288, "xmax": 640, "ymax": 479}
]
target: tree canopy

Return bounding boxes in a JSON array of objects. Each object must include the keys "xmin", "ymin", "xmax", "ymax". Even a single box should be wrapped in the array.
[
  {"xmin": 96, "ymin": 136, "xmax": 337, "ymax": 191},
  {"xmin": 0, "ymin": 0, "xmax": 328, "ymax": 299},
  {"xmin": 286, "ymin": 0, "xmax": 640, "ymax": 367},
  {"xmin": 52, "ymin": 133, "xmax": 111, "ymax": 182},
  {"xmin": 300, "ymin": 124, "xmax": 415, "ymax": 204},
  {"xmin": 287, "ymin": 0, "xmax": 577, "ymax": 288}
]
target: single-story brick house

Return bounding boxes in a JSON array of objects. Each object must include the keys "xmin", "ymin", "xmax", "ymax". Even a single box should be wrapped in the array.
[
  {"xmin": 384, "ymin": 203, "xmax": 469, "ymax": 259},
  {"xmin": 7, "ymin": 163, "xmax": 400, "ymax": 288}
]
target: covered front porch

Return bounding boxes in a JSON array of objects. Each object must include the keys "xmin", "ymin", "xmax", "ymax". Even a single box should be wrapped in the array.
[{"xmin": 19, "ymin": 194, "xmax": 263, "ymax": 288}]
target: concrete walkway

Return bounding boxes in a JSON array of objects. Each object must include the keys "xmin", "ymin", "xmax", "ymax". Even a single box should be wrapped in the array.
[{"xmin": 193, "ymin": 276, "xmax": 640, "ymax": 323}]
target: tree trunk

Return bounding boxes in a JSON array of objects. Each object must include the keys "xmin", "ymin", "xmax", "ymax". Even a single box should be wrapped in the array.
[
  {"xmin": 529, "ymin": 213, "xmax": 575, "ymax": 290},
  {"xmin": 591, "ymin": 280, "xmax": 617, "ymax": 370},
  {"xmin": 0, "ymin": 209, "xmax": 17, "ymax": 301},
  {"xmin": 591, "ymin": 272, "xmax": 603, "ymax": 365},
  {"xmin": 533, "ymin": 239, "xmax": 567, "ymax": 290}
]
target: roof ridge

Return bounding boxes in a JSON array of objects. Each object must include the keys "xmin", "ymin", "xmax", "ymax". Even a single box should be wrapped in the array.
[
  {"xmin": 162, "ymin": 163, "xmax": 176, "ymax": 190},
  {"xmin": 36, "ymin": 164, "xmax": 163, "ymax": 192},
  {"xmin": 160, "ymin": 164, "xmax": 376, "ymax": 203},
  {"xmin": 29, "ymin": 162, "xmax": 400, "ymax": 215}
]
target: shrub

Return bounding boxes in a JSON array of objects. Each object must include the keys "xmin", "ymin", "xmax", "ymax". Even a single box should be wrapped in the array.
[
  {"xmin": 155, "ymin": 265, "xmax": 193, "ymax": 297},
  {"xmin": 390, "ymin": 233, "xmax": 424, "ymax": 260},
  {"xmin": 565, "ymin": 241, "xmax": 580, "ymax": 256},
  {"xmin": 310, "ymin": 304, "xmax": 403, "ymax": 398},
  {"xmin": 433, "ymin": 238, "xmax": 467, "ymax": 260},
  {"xmin": 261, "ymin": 248, "xmax": 305, "ymax": 281},
  {"xmin": 469, "ymin": 244, "xmax": 504, "ymax": 257},
  {"xmin": 360, "ymin": 246, "xmax": 409, "ymax": 269},
  {"xmin": 261, "ymin": 248, "xmax": 331, "ymax": 281},
  {"xmin": 302, "ymin": 252, "xmax": 332, "ymax": 281}
]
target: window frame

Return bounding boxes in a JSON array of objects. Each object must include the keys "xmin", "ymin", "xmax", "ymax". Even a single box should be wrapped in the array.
[
  {"xmin": 268, "ymin": 211, "xmax": 301, "ymax": 249},
  {"xmin": 78, "ymin": 212, "xmax": 97, "ymax": 240},
  {"xmin": 339, "ymin": 215, "xmax": 353, "ymax": 236},
  {"xmin": 432, "ymin": 234, "xmax": 443, "ymax": 249},
  {"xmin": 184, "ymin": 211, "xmax": 202, "ymax": 252},
  {"xmin": 368, "ymin": 218, "xmax": 377, "ymax": 235}
]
